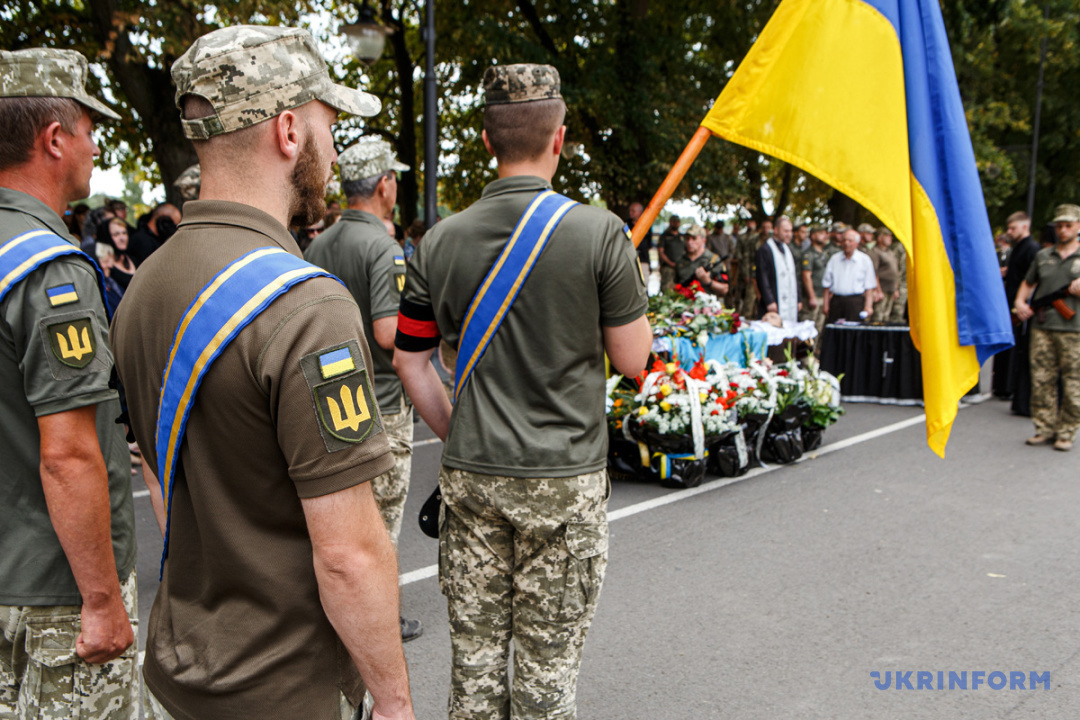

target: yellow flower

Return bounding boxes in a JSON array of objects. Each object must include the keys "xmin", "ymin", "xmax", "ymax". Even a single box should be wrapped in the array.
[
  {"xmin": 666, "ymin": 362, "xmax": 677, "ymax": 374},
  {"xmin": 660, "ymin": 400, "xmax": 672, "ymax": 412},
  {"xmin": 699, "ymin": 392, "xmax": 709, "ymax": 402},
  {"xmin": 638, "ymin": 407, "xmax": 649, "ymax": 416},
  {"xmin": 660, "ymin": 384, "xmax": 672, "ymax": 396}
]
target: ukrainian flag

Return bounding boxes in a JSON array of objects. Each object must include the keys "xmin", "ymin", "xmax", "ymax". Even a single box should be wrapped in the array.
[
  {"xmin": 46, "ymin": 283, "xmax": 78, "ymax": 306},
  {"xmin": 319, "ymin": 347, "xmax": 356, "ymax": 379},
  {"xmin": 701, "ymin": 0, "xmax": 1013, "ymax": 456}
]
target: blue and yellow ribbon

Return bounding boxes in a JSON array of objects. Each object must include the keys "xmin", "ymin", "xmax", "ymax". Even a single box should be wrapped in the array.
[
  {"xmin": 454, "ymin": 190, "xmax": 578, "ymax": 402},
  {"xmin": 0, "ymin": 229, "xmax": 109, "ymax": 315},
  {"xmin": 154, "ymin": 248, "xmax": 339, "ymax": 576}
]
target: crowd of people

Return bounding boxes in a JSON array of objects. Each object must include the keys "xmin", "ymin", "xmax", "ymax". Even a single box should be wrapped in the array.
[
  {"xmin": 635, "ymin": 205, "xmax": 1079, "ymax": 451},
  {"xmin": 0, "ymin": 28, "xmax": 650, "ymax": 720}
]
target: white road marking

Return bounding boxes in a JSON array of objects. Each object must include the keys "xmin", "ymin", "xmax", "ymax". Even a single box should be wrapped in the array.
[{"xmin": 398, "ymin": 413, "xmax": 927, "ymax": 587}]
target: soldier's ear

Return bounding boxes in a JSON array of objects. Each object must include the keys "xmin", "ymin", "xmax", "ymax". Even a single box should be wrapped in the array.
[
  {"xmin": 273, "ymin": 110, "xmax": 302, "ymax": 161},
  {"xmin": 38, "ymin": 121, "xmax": 67, "ymax": 161}
]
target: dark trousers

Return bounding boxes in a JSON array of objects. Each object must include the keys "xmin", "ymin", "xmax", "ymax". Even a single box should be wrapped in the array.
[
  {"xmin": 828, "ymin": 294, "xmax": 865, "ymax": 323},
  {"xmin": 1010, "ymin": 321, "xmax": 1032, "ymax": 416}
]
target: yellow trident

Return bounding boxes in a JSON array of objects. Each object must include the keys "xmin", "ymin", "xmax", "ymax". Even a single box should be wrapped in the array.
[
  {"xmin": 56, "ymin": 325, "xmax": 93, "ymax": 361},
  {"xmin": 326, "ymin": 383, "xmax": 371, "ymax": 432}
]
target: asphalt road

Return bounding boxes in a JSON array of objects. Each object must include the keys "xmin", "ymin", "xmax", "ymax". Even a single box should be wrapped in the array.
[{"xmin": 129, "ymin": 390, "xmax": 1080, "ymax": 719}]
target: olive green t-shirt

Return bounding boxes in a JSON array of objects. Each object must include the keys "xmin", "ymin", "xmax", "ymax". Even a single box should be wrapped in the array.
[
  {"xmin": 112, "ymin": 200, "xmax": 393, "ymax": 720},
  {"xmin": 305, "ymin": 209, "xmax": 407, "ymax": 414},
  {"xmin": 402, "ymin": 176, "xmax": 647, "ymax": 477},
  {"xmin": 801, "ymin": 245, "xmax": 829, "ymax": 297},
  {"xmin": 0, "ymin": 187, "xmax": 135, "ymax": 606},
  {"xmin": 675, "ymin": 250, "xmax": 721, "ymax": 286},
  {"xmin": 661, "ymin": 228, "xmax": 686, "ymax": 264},
  {"xmin": 868, "ymin": 244, "xmax": 900, "ymax": 293},
  {"xmin": 1024, "ymin": 245, "xmax": 1080, "ymax": 332}
]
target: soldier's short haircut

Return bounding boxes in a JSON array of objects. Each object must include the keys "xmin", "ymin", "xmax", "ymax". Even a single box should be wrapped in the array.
[
  {"xmin": 483, "ymin": 98, "xmax": 566, "ymax": 164},
  {"xmin": 0, "ymin": 97, "xmax": 83, "ymax": 172},
  {"xmin": 1006, "ymin": 211, "xmax": 1030, "ymax": 225},
  {"xmin": 343, "ymin": 172, "xmax": 391, "ymax": 202}
]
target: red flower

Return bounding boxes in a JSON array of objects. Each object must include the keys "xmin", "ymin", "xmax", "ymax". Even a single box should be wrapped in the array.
[
  {"xmin": 778, "ymin": 370, "xmax": 789, "ymax": 377},
  {"xmin": 688, "ymin": 359, "xmax": 708, "ymax": 381},
  {"xmin": 711, "ymin": 409, "xmax": 720, "ymax": 416}
]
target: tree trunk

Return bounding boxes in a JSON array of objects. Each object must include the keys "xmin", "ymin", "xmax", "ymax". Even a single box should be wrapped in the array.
[
  {"xmin": 85, "ymin": 0, "xmax": 197, "ymax": 207},
  {"xmin": 384, "ymin": 0, "xmax": 419, "ymax": 226},
  {"xmin": 827, "ymin": 189, "xmax": 859, "ymax": 225}
]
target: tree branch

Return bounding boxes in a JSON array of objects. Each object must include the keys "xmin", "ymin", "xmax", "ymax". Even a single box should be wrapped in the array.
[{"xmin": 515, "ymin": 0, "xmax": 559, "ymax": 55}]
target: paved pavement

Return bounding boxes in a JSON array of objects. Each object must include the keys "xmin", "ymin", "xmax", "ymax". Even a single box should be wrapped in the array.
[{"xmin": 129, "ymin": 392, "xmax": 1080, "ymax": 718}]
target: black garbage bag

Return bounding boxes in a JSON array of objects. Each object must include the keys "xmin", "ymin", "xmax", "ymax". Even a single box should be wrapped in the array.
[
  {"xmin": 707, "ymin": 427, "xmax": 750, "ymax": 478},
  {"xmin": 652, "ymin": 451, "xmax": 708, "ymax": 489},
  {"xmin": 759, "ymin": 404, "xmax": 811, "ymax": 465},
  {"xmin": 802, "ymin": 424, "xmax": 825, "ymax": 451},
  {"xmin": 608, "ymin": 434, "xmax": 656, "ymax": 482}
]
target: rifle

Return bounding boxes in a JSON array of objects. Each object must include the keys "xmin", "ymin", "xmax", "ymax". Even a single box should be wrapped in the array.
[{"xmin": 1030, "ymin": 283, "xmax": 1077, "ymax": 321}]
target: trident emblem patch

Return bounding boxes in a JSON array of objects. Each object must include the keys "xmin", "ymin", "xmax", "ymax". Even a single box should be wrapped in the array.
[{"xmin": 48, "ymin": 318, "xmax": 96, "ymax": 368}]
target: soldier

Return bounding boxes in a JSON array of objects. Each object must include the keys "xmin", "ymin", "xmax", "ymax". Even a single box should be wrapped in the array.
[
  {"xmin": 800, "ymin": 225, "xmax": 830, "ymax": 340},
  {"xmin": 657, "ymin": 214, "xmax": 683, "ymax": 292},
  {"xmin": 393, "ymin": 63, "xmax": 651, "ymax": 720},
  {"xmin": 867, "ymin": 228, "xmax": 900, "ymax": 321},
  {"xmin": 1013, "ymin": 203, "xmax": 1080, "ymax": 452},
  {"xmin": 676, "ymin": 224, "xmax": 728, "ymax": 295},
  {"xmin": 888, "ymin": 228, "xmax": 908, "ymax": 323},
  {"xmin": 0, "ymin": 48, "xmax": 138, "ymax": 718},
  {"xmin": 857, "ymin": 222, "xmax": 876, "ymax": 250},
  {"xmin": 305, "ymin": 136, "xmax": 422, "ymax": 642},
  {"xmin": 110, "ymin": 26, "xmax": 415, "ymax": 719},
  {"xmin": 732, "ymin": 218, "xmax": 764, "ymax": 316}
]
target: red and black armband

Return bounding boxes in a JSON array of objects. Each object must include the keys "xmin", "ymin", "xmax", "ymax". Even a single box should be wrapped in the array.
[{"xmin": 395, "ymin": 298, "xmax": 441, "ymax": 351}]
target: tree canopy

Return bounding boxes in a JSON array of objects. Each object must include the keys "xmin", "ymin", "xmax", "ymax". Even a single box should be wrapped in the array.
[{"xmin": 2, "ymin": 0, "xmax": 1078, "ymax": 230}]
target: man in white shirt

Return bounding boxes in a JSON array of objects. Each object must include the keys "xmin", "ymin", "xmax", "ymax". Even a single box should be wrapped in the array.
[{"xmin": 823, "ymin": 228, "xmax": 876, "ymax": 322}]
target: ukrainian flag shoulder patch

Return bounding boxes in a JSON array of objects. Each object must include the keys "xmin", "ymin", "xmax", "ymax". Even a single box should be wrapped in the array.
[
  {"xmin": 393, "ymin": 255, "xmax": 406, "ymax": 267},
  {"xmin": 319, "ymin": 346, "xmax": 356, "ymax": 379},
  {"xmin": 46, "ymin": 283, "xmax": 79, "ymax": 307}
]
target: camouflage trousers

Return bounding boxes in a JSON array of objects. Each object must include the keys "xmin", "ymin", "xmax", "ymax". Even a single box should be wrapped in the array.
[
  {"xmin": 438, "ymin": 467, "xmax": 610, "ymax": 720},
  {"xmin": 0, "ymin": 570, "xmax": 138, "ymax": 720},
  {"xmin": 659, "ymin": 265, "xmax": 675, "ymax": 293},
  {"xmin": 1029, "ymin": 328, "xmax": 1080, "ymax": 442},
  {"xmin": 371, "ymin": 397, "xmax": 413, "ymax": 546},
  {"xmin": 873, "ymin": 294, "xmax": 895, "ymax": 323},
  {"xmin": 889, "ymin": 283, "xmax": 908, "ymax": 323},
  {"xmin": 800, "ymin": 304, "xmax": 826, "ymax": 354}
]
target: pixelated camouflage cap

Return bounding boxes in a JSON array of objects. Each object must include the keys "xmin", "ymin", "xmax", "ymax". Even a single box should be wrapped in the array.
[
  {"xmin": 1051, "ymin": 203, "xmax": 1080, "ymax": 223},
  {"xmin": 857, "ymin": 222, "xmax": 876, "ymax": 233},
  {"xmin": 0, "ymin": 48, "xmax": 121, "ymax": 121},
  {"xmin": 171, "ymin": 25, "xmax": 380, "ymax": 140},
  {"xmin": 173, "ymin": 163, "xmax": 201, "ymax": 201},
  {"xmin": 483, "ymin": 63, "xmax": 561, "ymax": 106},
  {"xmin": 830, "ymin": 222, "xmax": 848, "ymax": 233},
  {"xmin": 338, "ymin": 136, "xmax": 409, "ymax": 183}
]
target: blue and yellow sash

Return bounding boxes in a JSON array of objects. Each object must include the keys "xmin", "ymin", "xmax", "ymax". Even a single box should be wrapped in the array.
[
  {"xmin": 0, "ymin": 229, "xmax": 110, "ymax": 315},
  {"xmin": 454, "ymin": 190, "xmax": 578, "ymax": 401},
  {"xmin": 155, "ymin": 247, "xmax": 338, "ymax": 575}
]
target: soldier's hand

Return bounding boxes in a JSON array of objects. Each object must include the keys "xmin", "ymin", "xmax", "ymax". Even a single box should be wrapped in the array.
[
  {"xmin": 372, "ymin": 706, "xmax": 417, "ymax": 720},
  {"xmin": 77, "ymin": 595, "xmax": 134, "ymax": 664},
  {"xmin": 808, "ymin": 297, "xmax": 818, "ymax": 309},
  {"xmin": 1014, "ymin": 301, "xmax": 1034, "ymax": 322},
  {"xmin": 1069, "ymin": 277, "xmax": 1080, "ymax": 297}
]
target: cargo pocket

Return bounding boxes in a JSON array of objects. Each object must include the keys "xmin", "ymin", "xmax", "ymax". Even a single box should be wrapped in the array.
[
  {"xmin": 438, "ymin": 503, "xmax": 454, "ymax": 599},
  {"xmin": 22, "ymin": 614, "xmax": 80, "ymax": 715},
  {"xmin": 559, "ymin": 521, "xmax": 608, "ymax": 622}
]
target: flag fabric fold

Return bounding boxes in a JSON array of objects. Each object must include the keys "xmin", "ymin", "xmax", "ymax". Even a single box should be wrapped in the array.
[{"xmin": 701, "ymin": 0, "xmax": 1013, "ymax": 456}]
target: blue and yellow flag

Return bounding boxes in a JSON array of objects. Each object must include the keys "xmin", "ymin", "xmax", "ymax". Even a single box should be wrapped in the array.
[{"xmin": 701, "ymin": 0, "xmax": 1013, "ymax": 456}]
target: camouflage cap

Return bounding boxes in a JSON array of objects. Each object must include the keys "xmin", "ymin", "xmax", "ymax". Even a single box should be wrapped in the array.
[
  {"xmin": 830, "ymin": 222, "xmax": 848, "ymax": 233},
  {"xmin": 0, "ymin": 48, "xmax": 120, "ymax": 120},
  {"xmin": 1051, "ymin": 203, "xmax": 1080, "ymax": 223},
  {"xmin": 173, "ymin": 163, "xmax": 201, "ymax": 201},
  {"xmin": 483, "ymin": 64, "xmax": 561, "ymax": 106},
  {"xmin": 338, "ymin": 136, "xmax": 410, "ymax": 183},
  {"xmin": 857, "ymin": 223, "xmax": 876, "ymax": 233},
  {"xmin": 171, "ymin": 25, "xmax": 380, "ymax": 140}
]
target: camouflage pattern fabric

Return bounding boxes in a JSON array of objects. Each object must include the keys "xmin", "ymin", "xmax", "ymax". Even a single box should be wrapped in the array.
[
  {"xmin": 889, "ymin": 282, "xmax": 908, "ymax": 323},
  {"xmin": 734, "ymin": 234, "xmax": 761, "ymax": 317},
  {"xmin": 338, "ymin": 137, "xmax": 410, "ymax": 184},
  {"xmin": 171, "ymin": 25, "xmax": 380, "ymax": 140},
  {"xmin": 143, "ymin": 686, "xmax": 366, "ymax": 720},
  {"xmin": 872, "ymin": 294, "xmax": 894, "ymax": 323},
  {"xmin": 1029, "ymin": 328, "xmax": 1080, "ymax": 442},
  {"xmin": 438, "ymin": 467, "xmax": 609, "ymax": 720},
  {"xmin": 371, "ymin": 398, "xmax": 413, "ymax": 546},
  {"xmin": 173, "ymin": 164, "xmax": 201, "ymax": 202},
  {"xmin": 483, "ymin": 64, "xmax": 562, "ymax": 106},
  {"xmin": 0, "ymin": 571, "xmax": 138, "ymax": 720},
  {"xmin": 0, "ymin": 48, "xmax": 120, "ymax": 120},
  {"xmin": 659, "ymin": 265, "xmax": 675, "ymax": 293}
]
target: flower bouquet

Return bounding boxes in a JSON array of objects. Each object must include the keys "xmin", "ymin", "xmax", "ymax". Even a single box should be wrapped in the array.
[
  {"xmin": 648, "ymin": 283, "xmax": 741, "ymax": 350},
  {"xmin": 797, "ymin": 359, "xmax": 843, "ymax": 451}
]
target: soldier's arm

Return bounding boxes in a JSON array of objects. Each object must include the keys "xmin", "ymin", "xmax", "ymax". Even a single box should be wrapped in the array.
[
  {"xmin": 604, "ymin": 315, "xmax": 652, "ymax": 377},
  {"xmin": 302, "ymin": 482, "xmax": 415, "ymax": 720},
  {"xmin": 372, "ymin": 316, "xmax": 397, "ymax": 350},
  {"xmin": 38, "ymin": 405, "xmax": 134, "ymax": 664},
  {"xmin": 393, "ymin": 346, "xmax": 450, "ymax": 441},
  {"xmin": 1014, "ymin": 279, "xmax": 1036, "ymax": 321},
  {"xmin": 801, "ymin": 269, "xmax": 817, "ymax": 307}
]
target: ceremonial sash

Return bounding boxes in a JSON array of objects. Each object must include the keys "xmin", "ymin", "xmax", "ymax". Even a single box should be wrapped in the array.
[
  {"xmin": 454, "ymin": 190, "xmax": 578, "ymax": 401},
  {"xmin": 155, "ymin": 248, "xmax": 339, "ymax": 575},
  {"xmin": 0, "ymin": 229, "xmax": 111, "ymax": 316}
]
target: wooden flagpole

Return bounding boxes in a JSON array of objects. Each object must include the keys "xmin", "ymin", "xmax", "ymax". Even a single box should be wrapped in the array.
[{"xmin": 629, "ymin": 126, "xmax": 713, "ymax": 247}]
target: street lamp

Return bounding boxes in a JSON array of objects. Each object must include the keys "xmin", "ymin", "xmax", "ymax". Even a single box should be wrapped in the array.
[{"xmin": 342, "ymin": 1, "xmax": 392, "ymax": 66}]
